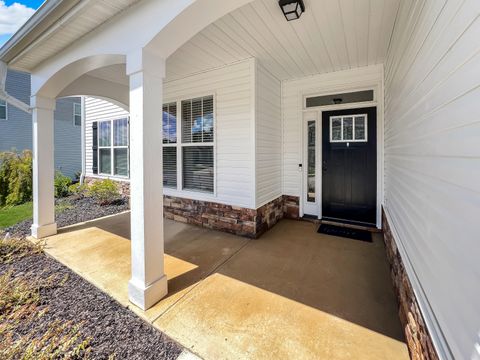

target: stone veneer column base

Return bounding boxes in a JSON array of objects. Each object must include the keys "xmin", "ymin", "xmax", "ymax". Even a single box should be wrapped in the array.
[{"xmin": 382, "ymin": 209, "xmax": 439, "ymax": 360}]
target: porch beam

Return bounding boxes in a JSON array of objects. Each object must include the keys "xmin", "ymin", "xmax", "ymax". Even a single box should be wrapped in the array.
[
  {"xmin": 31, "ymin": 95, "xmax": 57, "ymax": 239},
  {"xmin": 126, "ymin": 48, "xmax": 167, "ymax": 310}
]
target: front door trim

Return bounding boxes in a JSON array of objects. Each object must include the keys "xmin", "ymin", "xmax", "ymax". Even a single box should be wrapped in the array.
[{"xmin": 300, "ymin": 83, "xmax": 384, "ymax": 228}]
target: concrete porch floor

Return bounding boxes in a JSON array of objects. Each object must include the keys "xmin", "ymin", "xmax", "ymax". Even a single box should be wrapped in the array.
[{"xmin": 40, "ymin": 212, "xmax": 409, "ymax": 360}]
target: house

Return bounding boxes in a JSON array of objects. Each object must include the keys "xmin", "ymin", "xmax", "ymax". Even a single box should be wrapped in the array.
[
  {"xmin": 0, "ymin": 0, "xmax": 478, "ymax": 359},
  {"xmin": 0, "ymin": 69, "xmax": 82, "ymax": 179}
]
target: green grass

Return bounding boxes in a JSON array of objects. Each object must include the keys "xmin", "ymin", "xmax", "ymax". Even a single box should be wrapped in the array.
[
  {"xmin": 0, "ymin": 200, "xmax": 74, "ymax": 229},
  {"xmin": 0, "ymin": 202, "xmax": 33, "ymax": 229}
]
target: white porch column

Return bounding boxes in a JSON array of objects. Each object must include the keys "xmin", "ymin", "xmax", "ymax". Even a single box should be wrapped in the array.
[
  {"xmin": 126, "ymin": 48, "xmax": 167, "ymax": 310},
  {"xmin": 31, "ymin": 96, "xmax": 57, "ymax": 239}
]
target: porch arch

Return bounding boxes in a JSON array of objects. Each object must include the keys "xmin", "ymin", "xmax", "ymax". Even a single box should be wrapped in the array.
[{"xmin": 33, "ymin": 54, "xmax": 126, "ymax": 100}]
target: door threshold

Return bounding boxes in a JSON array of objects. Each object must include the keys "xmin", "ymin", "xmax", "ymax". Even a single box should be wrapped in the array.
[
  {"xmin": 320, "ymin": 219, "xmax": 381, "ymax": 233},
  {"xmin": 301, "ymin": 214, "xmax": 320, "ymax": 223}
]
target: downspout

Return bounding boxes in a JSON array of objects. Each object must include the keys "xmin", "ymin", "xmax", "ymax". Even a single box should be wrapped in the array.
[{"xmin": 80, "ymin": 96, "xmax": 86, "ymax": 184}]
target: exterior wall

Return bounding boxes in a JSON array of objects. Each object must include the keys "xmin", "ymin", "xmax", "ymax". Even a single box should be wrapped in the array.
[
  {"xmin": 164, "ymin": 59, "xmax": 255, "ymax": 208},
  {"xmin": 86, "ymin": 60, "xmax": 256, "ymax": 208},
  {"xmin": 85, "ymin": 96, "xmax": 129, "ymax": 177},
  {"xmin": 0, "ymin": 70, "xmax": 32, "ymax": 152},
  {"xmin": 164, "ymin": 194, "xmax": 296, "ymax": 238},
  {"xmin": 382, "ymin": 210, "xmax": 438, "ymax": 360},
  {"xmin": 383, "ymin": 1, "xmax": 480, "ymax": 359},
  {"xmin": 0, "ymin": 70, "xmax": 81, "ymax": 178},
  {"xmin": 281, "ymin": 65, "xmax": 384, "ymax": 218},
  {"xmin": 53, "ymin": 97, "xmax": 82, "ymax": 178},
  {"xmin": 255, "ymin": 61, "xmax": 282, "ymax": 207}
]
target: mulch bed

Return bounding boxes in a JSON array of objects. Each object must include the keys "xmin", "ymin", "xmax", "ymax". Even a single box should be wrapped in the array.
[
  {"xmin": 1, "ymin": 196, "xmax": 130, "ymax": 239},
  {"xmin": 0, "ymin": 247, "xmax": 184, "ymax": 359}
]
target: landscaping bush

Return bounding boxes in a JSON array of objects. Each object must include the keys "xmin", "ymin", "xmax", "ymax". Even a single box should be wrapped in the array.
[
  {"xmin": 54, "ymin": 171, "xmax": 72, "ymax": 198},
  {"xmin": 0, "ymin": 150, "xmax": 33, "ymax": 207},
  {"xmin": 87, "ymin": 179, "xmax": 121, "ymax": 205},
  {"xmin": 68, "ymin": 182, "xmax": 88, "ymax": 197}
]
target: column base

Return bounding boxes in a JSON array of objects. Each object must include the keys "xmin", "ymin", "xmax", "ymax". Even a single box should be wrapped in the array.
[
  {"xmin": 128, "ymin": 275, "xmax": 168, "ymax": 310},
  {"xmin": 31, "ymin": 223, "xmax": 57, "ymax": 239}
]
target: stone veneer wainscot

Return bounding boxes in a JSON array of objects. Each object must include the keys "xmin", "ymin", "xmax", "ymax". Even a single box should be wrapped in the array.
[
  {"xmin": 85, "ymin": 177, "xmax": 300, "ymax": 238},
  {"xmin": 382, "ymin": 209, "xmax": 439, "ymax": 360}
]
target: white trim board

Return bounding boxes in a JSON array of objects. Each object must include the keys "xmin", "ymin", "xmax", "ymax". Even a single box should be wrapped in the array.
[{"xmin": 283, "ymin": 65, "xmax": 384, "ymax": 228}]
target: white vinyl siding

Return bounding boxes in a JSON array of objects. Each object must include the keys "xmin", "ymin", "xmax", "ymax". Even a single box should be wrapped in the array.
[
  {"xmin": 384, "ymin": 1, "xmax": 480, "ymax": 359},
  {"xmin": 85, "ymin": 97, "xmax": 129, "ymax": 178},
  {"xmin": 255, "ymin": 61, "xmax": 282, "ymax": 206},
  {"xmin": 164, "ymin": 59, "xmax": 255, "ymax": 208}
]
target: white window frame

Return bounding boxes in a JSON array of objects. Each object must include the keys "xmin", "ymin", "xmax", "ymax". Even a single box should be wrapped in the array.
[
  {"xmin": 97, "ymin": 118, "xmax": 129, "ymax": 178},
  {"xmin": 162, "ymin": 94, "xmax": 216, "ymax": 196},
  {"xmin": 329, "ymin": 114, "xmax": 368, "ymax": 143},
  {"xmin": 73, "ymin": 102, "xmax": 82, "ymax": 126},
  {"xmin": 0, "ymin": 99, "xmax": 7, "ymax": 121},
  {"xmin": 162, "ymin": 102, "xmax": 178, "ymax": 189}
]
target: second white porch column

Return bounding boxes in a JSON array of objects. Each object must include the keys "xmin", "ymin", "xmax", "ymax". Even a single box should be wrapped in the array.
[
  {"xmin": 126, "ymin": 48, "xmax": 167, "ymax": 310},
  {"xmin": 31, "ymin": 96, "xmax": 57, "ymax": 239}
]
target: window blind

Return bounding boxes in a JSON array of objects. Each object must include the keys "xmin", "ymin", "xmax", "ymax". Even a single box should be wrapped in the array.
[
  {"xmin": 163, "ymin": 147, "xmax": 177, "ymax": 188},
  {"xmin": 183, "ymin": 146, "xmax": 214, "ymax": 193}
]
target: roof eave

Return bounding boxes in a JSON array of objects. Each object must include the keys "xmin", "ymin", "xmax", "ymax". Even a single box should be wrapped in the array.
[{"xmin": 0, "ymin": 0, "xmax": 80, "ymax": 70}]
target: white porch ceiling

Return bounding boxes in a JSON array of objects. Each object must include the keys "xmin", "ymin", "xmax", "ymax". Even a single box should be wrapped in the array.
[
  {"xmin": 165, "ymin": 0, "xmax": 401, "ymax": 81},
  {"xmin": 87, "ymin": 0, "xmax": 401, "ymax": 86}
]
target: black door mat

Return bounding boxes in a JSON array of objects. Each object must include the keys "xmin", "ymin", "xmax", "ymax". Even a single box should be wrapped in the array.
[{"xmin": 318, "ymin": 224, "xmax": 372, "ymax": 242}]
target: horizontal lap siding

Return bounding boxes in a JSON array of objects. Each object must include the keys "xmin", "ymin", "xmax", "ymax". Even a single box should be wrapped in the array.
[
  {"xmin": 85, "ymin": 97, "xmax": 129, "ymax": 177},
  {"xmin": 255, "ymin": 62, "xmax": 282, "ymax": 207},
  {"xmin": 0, "ymin": 70, "xmax": 32, "ymax": 152},
  {"xmin": 282, "ymin": 65, "xmax": 384, "ymax": 197},
  {"xmin": 0, "ymin": 70, "xmax": 80, "ymax": 179},
  {"xmin": 164, "ymin": 60, "xmax": 255, "ymax": 208},
  {"xmin": 384, "ymin": 1, "xmax": 480, "ymax": 358},
  {"xmin": 53, "ymin": 97, "xmax": 82, "ymax": 178}
]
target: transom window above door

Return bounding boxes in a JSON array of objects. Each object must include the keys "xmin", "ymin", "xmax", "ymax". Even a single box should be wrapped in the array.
[{"xmin": 330, "ymin": 115, "xmax": 367, "ymax": 142}]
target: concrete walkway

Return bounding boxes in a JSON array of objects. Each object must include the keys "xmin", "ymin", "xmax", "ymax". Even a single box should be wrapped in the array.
[{"xmin": 40, "ymin": 212, "xmax": 409, "ymax": 360}]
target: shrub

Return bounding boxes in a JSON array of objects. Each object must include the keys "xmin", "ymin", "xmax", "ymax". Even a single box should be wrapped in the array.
[
  {"xmin": 54, "ymin": 171, "xmax": 72, "ymax": 198},
  {"xmin": 87, "ymin": 179, "xmax": 120, "ymax": 205},
  {"xmin": 0, "ymin": 150, "xmax": 33, "ymax": 207},
  {"xmin": 68, "ymin": 182, "xmax": 87, "ymax": 197}
]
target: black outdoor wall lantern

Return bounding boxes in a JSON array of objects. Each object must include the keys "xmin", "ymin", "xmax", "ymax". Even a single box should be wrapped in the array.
[{"xmin": 279, "ymin": 0, "xmax": 306, "ymax": 21}]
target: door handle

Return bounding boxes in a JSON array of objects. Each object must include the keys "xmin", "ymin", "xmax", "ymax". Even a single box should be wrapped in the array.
[{"xmin": 322, "ymin": 161, "xmax": 327, "ymax": 172}]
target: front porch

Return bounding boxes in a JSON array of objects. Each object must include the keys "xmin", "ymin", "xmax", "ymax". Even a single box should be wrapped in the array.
[{"xmin": 41, "ymin": 213, "xmax": 408, "ymax": 359}]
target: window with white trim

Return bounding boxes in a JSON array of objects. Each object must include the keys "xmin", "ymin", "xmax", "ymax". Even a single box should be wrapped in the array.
[
  {"xmin": 73, "ymin": 103, "xmax": 82, "ymax": 126},
  {"xmin": 0, "ymin": 99, "xmax": 6, "ymax": 120},
  {"xmin": 98, "ymin": 118, "xmax": 129, "ymax": 177},
  {"xmin": 330, "ymin": 115, "xmax": 367, "ymax": 142},
  {"xmin": 162, "ymin": 95, "xmax": 214, "ymax": 193},
  {"xmin": 162, "ymin": 102, "xmax": 177, "ymax": 188}
]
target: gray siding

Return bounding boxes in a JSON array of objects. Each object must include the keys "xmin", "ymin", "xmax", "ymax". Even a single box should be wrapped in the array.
[
  {"xmin": 54, "ymin": 98, "xmax": 82, "ymax": 178},
  {"xmin": 0, "ymin": 70, "xmax": 32, "ymax": 152},
  {"xmin": 0, "ymin": 70, "xmax": 81, "ymax": 179}
]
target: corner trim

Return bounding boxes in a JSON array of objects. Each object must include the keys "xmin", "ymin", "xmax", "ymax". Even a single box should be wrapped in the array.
[{"xmin": 383, "ymin": 207, "xmax": 453, "ymax": 360}]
